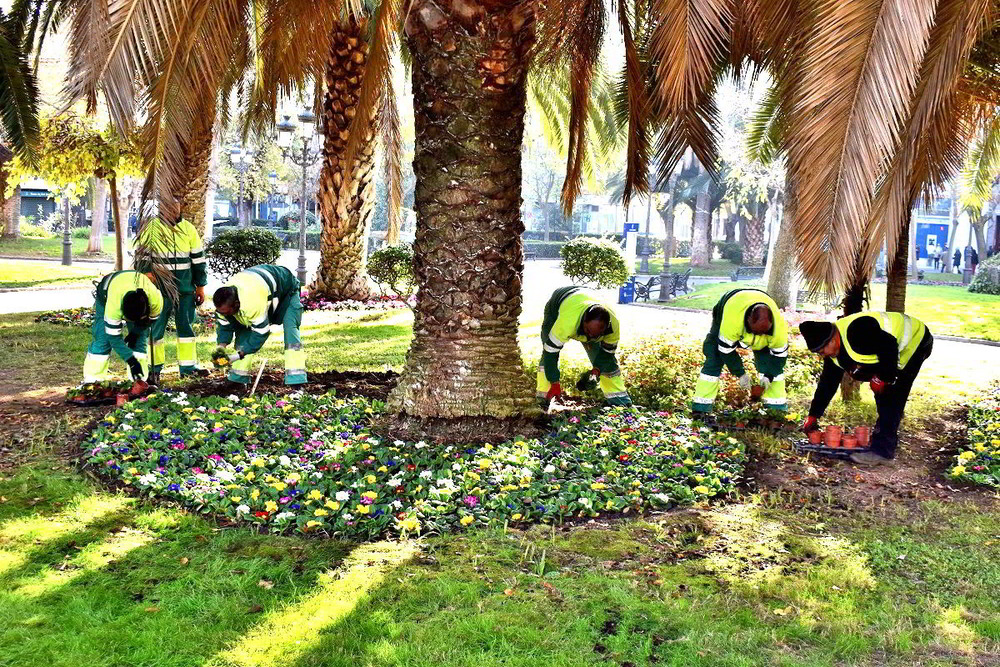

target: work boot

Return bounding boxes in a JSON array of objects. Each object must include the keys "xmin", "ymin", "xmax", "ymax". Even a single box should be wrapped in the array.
[
  {"xmin": 848, "ymin": 451, "xmax": 890, "ymax": 466},
  {"xmin": 146, "ymin": 371, "xmax": 160, "ymax": 387},
  {"xmin": 181, "ymin": 367, "xmax": 211, "ymax": 378},
  {"xmin": 692, "ymin": 412, "xmax": 717, "ymax": 428}
]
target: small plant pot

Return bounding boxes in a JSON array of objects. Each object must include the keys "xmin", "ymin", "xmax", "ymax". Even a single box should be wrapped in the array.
[
  {"xmin": 824, "ymin": 425, "xmax": 842, "ymax": 448},
  {"xmin": 116, "ymin": 393, "xmax": 129, "ymax": 407},
  {"xmin": 807, "ymin": 430, "xmax": 823, "ymax": 445},
  {"xmin": 854, "ymin": 426, "xmax": 871, "ymax": 447},
  {"xmin": 842, "ymin": 435, "xmax": 859, "ymax": 449},
  {"xmin": 750, "ymin": 385, "xmax": 764, "ymax": 400}
]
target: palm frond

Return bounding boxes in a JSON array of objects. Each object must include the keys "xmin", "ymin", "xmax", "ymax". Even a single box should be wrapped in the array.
[
  {"xmin": 560, "ymin": 0, "xmax": 606, "ymax": 217},
  {"xmin": 0, "ymin": 8, "xmax": 40, "ymax": 164},
  {"xmin": 859, "ymin": 0, "xmax": 994, "ymax": 285},
  {"xmin": 785, "ymin": 0, "xmax": 939, "ymax": 291},
  {"xmin": 528, "ymin": 71, "xmax": 569, "ymax": 154},
  {"xmin": 615, "ymin": 0, "xmax": 651, "ymax": 206},
  {"xmin": 380, "ymin": 61, "xmax": 402, "ymax": 245},
  {"xmin": 746, "ymin": 80, "xmax": 783, "ymax": 165},
  {"xmin": 960, "ymin": 110, "xmax": 1000, "ymax": 211}
]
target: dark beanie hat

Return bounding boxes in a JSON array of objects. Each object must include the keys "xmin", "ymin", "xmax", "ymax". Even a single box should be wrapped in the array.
[{"xmin": 800, "ymin": 321, "xmax": 835, "ymax": 352}]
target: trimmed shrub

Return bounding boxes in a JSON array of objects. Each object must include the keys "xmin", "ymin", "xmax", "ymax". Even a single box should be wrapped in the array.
[
  {"xmin": 367, "ymin": 244, "xmax": 415, "ymax": 298},
  {"xmin": 560, "ymin": 237, "xmax": 630, "ymax": 288},
  {"xmin": 524, "ymin": 241, "xmax": 565, "ymax": 258},
  {"xmin": 278, "ymin": 210, "xmax": 319, "ymax": 230},
  {"xmin": 715, "ymin": 241, "xmax": 743, "ymax": 265},
  {"xmin": 676, "ymin": 240, "xmax": 692, "ymax": 257},
  {"xmin": 18, "ymin": 221, "xmax": 53, "ymax": 238},
  {"xmin": 205, "ymin": 228, "xmax": 282, "ymax": 280},
  {"xmin": 969, "ymin": 254, "xmax": 1000, "ymax": 295}
]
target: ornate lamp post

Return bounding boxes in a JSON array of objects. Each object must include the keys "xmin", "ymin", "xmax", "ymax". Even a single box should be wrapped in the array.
[
  {"xmin": 62, "ymin": 197, "xmax": 72, "ymax": 266},
  {"xmin": 277, "ymin": 112, "xmax": 321, "ymax": 286},
  {"xmin": 229, "ymin": 146, "xmax": 253, "ymax": 227}
]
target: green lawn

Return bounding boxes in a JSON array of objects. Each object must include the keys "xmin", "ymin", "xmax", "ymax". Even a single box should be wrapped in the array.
[
  {"xmin": 2, "ymin": 311, "xmax": 999, "ymax": 665},
  {"xmin": 0, "ymin": 260, "xmax": 105, "ymax": 289},
  {"xmin": 0, "ymin": 235, "xmax": 117, "ymax": 260},
  {"xmin": 635, "ymin": 257, "xmax": 740, "ymax": 277},
  {"xmin": 669, "ymin": 280, "xmax": 1000, "ymax": 341}
]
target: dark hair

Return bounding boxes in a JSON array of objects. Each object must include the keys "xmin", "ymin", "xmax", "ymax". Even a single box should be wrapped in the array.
[
  {"xmin": 121, "ymin": 289, "xmax": 151, "ymax": 324},
  {"xmin": 748, "ymin": 304, "xmax": 773, "ymax": 329},
  {"xmin": 213, "ymin": 286, "xmax": 239, "ymax": 310},
  {"xmin": 582, "ymin": 305, "xmax": 611, "ymax": 327}
]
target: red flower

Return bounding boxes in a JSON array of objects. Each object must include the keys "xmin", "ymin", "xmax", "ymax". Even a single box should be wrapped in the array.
[
  {"xmin": 619, "ymin": 454, "xmax": 630, "ymax": 461},
  {"xmin": 406, "ymin": 464, "xmax": 416, "ymax": 471},
  {"xmin": 396, "ymin": 486, "xmax": 406, "ymax": 494},
  {"xmin": 253, "ymin": 511, "xmax": 269, "ymax": 518}
]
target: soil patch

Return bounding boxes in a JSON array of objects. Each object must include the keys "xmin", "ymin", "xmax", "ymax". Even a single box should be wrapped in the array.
[{"xmin": 183, "ymin": 370, "xmax": 400, "ymax": 402}]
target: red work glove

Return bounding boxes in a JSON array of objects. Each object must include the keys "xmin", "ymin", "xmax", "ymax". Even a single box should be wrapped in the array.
[
  {"xmin": 869, "ymin": 377, "xmax": 886, "ymax": 394},
  {"xmin": 545, "ymin": 383, "xmax": 562, "ymax": 401},
  {"xmin": 801, "ymin": 416, "xmax": 819, "ymax": 433},
  {"xmin": 194, "ymin": 285, "xmax": 206, "ymax": 306},
  {"xmin": 590, "ymin": 367, "xmax": 601, "ymax": 378}
]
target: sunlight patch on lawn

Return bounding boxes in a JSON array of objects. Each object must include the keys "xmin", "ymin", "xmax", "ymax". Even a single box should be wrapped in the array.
[
  {"xmin": 205, "ymin": 539, "xmax": 418, "ymax": 667},
  {"xmin": 0, "ymin": 494, "xmax": 131, "ymax": 546},
  {"xmin": 934, "ymin": 605, "xmax": 984, "ymax": 654},
  {"xmin": 9, "ymin": 526, "xmax": 154, "ymax": 598}
]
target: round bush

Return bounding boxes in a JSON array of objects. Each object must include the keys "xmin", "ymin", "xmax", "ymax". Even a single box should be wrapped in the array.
[
  {"xmin": 205, "ymin": 228, "xmax": 282, "ymax": 280},
  {"xmin": 968, "ymin": 254, "xmax": 1000, "ymax": 295},
  {"xmin": 367, "ymin": 244, "xmax": 414, "ymax": 297},
  {"xmin": 278, "ymin": 211, "xmax": 319, "ymax": 230},
  {"xmin": 675, "ymin": 240, "xmax": 692, "ymax": 258},
  {"xmin": 560, "ymin": 237, "xmax": 630, "ymax": 288},
  {"xmin": 85, "ymin": 392, "xmax": 747, "ymax": 539}
]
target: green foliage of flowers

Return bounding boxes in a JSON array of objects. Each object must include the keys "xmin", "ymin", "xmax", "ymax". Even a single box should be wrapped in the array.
[
  {"xmin": 968, "ymin": 255, "xmax": 1000, "ymax": 295},
  {"xmin": 35, "ymin": 306, "xmax": 216, "ymax": 332},
  {"xmin": 85, "ymin": 392, "xmax": 747, "ymax": 540},
  {"xmin": 619, "ymin": 335, "xmax": 824, "ymax": 411},
  {"xmin": 949, "ymin": 383, "xmax": 1000, "ymax": 488},
  {"xmin": 560, "ymin": 237, "xmax": 630, "ymax": 288}
]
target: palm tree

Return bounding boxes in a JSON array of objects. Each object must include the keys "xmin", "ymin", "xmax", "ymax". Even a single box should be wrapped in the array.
[{"xmin": 0, "ymin": 1, "xmax": 43, "ymax": 163}]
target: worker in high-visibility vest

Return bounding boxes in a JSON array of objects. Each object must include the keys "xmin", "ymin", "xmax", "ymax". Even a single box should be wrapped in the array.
[
  {"xmin": 138, "ymin": 216, "xmax": 208, "ymax": 383},
  {"xmin": 536, "ymin": 286, "xmax": 631, "ymax": 409},
  {"xmin": 800, "ymin": 312, "xmax": 933, "ymax": 465},
  {"xmin": 212, "ymin": 264, "xmax": 306, "ymax": 385},
  {"xmin": 83, "ymin": 270, "xmax": 163, "ymax": 389},
  {"xmin": 692, "ymin": 288, "xmax": 789, "ymax": 415}
]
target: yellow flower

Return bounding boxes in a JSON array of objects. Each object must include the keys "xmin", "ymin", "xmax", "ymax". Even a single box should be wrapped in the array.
[
  {"xmin": 460, "ymin": 515, "xmax": 475, "ymax": 526},
  {"xmin": 511, "ymin": 513, "xmax": 523, "ymax": 521},
  {"xmin": 362, "ymin": 491, "xmax": 378, "ymax": 501},
  {"xmin": 231, "ymin": 496, "xmax": 242, "ymax": 503},
  {"xmin": 286, "ymin": 473, "xmax": 300, "ymax": 482},
  {"xmin": 605, "ymin": 500, "xmax": 614, "ymax": 510},
  {"xmin": 958, "ymin": 451, "xmax": 976, "ymax": 463},
  {"xmin": 314, "ymin": 509, "xmax": 328, "ymax": 517},
  {"xmin": 366, "ymin": 475, "xmax": 376, "ymax": 484},
  {"xmin": 325, "ymin": 500, "xmax": 340, "ymax": 510},
  {"xmin": 235, "ymin": 409, "xmax": 246, "ymax": 415},
  {"xmin": 590, "ymin": 482, "xmax": 607, "ymax": 490},
  {"xmin": 306, "ymin": 520, "xmax": 321, "ymax": 528},
  {"xmin": 143, "ymin": 425, "xmax": 153, "ymax": 431},
  {"xmin": 161, "ymin": 428, "xmax": 171, "ymax": 435},
  {"xmin": 684, "ymin": 458, "xmax": 696, "ymax": 466},
  {"xmin": 264, "ymin": 500, "xmax": 278, "ymax": 512},
  {"xmin": 128, "ymin": 467, "xmax": 138, "ymax": 475},
  {"xmin": 271, "ymin": 482, "xmax": 287, "ymax": 492},
  {"xmin": 694, "ymin": 485, "xmax": 710, "ymax": 495},
  {"xmin": 106, "ymin": 416, "xmax": 116, "ymax": 424},
  {"xmin": 377, "ymin": 465, "xmax": 388, "ymax": 473},
  {"xmin": 250, "ymin": 489, "xmax": 260, "ymax": 501},
  {"xmin": 398, "ymin": 516, "xmax": 420, "ymax": 532},
  {"xmin": 478, "ymin": 459, "xmax": 493, "ymax": 470},
  {"xmin": 182, "ymin": 407, "xmax": 193, "ymax": 413},
  {"xmin": 951, "ymin": 465, "xmax": 966, "ymax": 475},
  {"xmin": 308, "ymin": 490, "xmax": 323, "ymax": 500},
  {"xmin": 214, "ymin": 422, "xmax": 223, "ymax": 429},
  {"xmin": 245, "ymin": 471, "xmax": 255, "ymax": 481},
  {"xmin": 251, "ymin": 458, "xmax": 266, "ymax": 467},
  {"xmin": 356, "ymin": 504, "xmax": 370, "ymax": 515}
]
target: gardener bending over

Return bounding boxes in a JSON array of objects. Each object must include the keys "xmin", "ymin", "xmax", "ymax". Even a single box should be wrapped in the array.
[
  {"xmin": 212, "ymin": 264, "xmax": 307, "ymax": 386},
  {"xmin": 83, "ymin": 270, "xmax": 163, "ymax": 391},
  {"xmin": 692, "ymin": 288, "xmax": 789, "ymax": 417},
  {"xmin": 799, "ymin": 312, "xmax": 933, "ymax": 466},
  {"xmin": 537, "ymin": 286, "xmax": 631, "ymax": 410}
]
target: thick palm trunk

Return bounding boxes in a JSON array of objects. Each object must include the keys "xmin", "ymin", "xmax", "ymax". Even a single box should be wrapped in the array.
[
  {"xmin": 767, "ymin": 190, "xmax": 797, "ymax": 309},
  {"xmin": 972, "ymin": 215, "xmax": 988, "ymax": 264},
  {"xmin": 690, "ymin": 191, "xmax": 711, "ymax": 266},
  {"xmin": 2, "ymin": 184, "xmax": 18, "ymax": 237},
  {"xmin": 175, "ymin": 96, "xmax": 216, "ymax": 235},
  {"xmin": 743, "ymin": 216, "xmax": 766, "ymax": 265},
  {"xmin": 389, "ymin": 0, "xmax": 536, "ymax": 437},
  {"xmin": 88, "ymin": 178, "xmax": 108, "ymax": 253},
  {"xmin": 310, "ymin": 21, "xmax": 376, "ymax": 301},
  {"xmin": 886, "ymin": 214, "xmax": 910, "ymax": 312}
]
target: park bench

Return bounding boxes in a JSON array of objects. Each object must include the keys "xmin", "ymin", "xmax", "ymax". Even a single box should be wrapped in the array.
[
  {"xmin": 730, "ymin": 265, "xmax": 766, "ymax": 281},
  {"xmin": 634, "ymin": 275, "xmax": 661, "ymax": 301},
  {"xmin": 524, "ymin": 249, "xmax": 537, "ymax": 261},
  {"xmin": 636, "ymin": 268, "xmax": 692, "ymax": 301}
]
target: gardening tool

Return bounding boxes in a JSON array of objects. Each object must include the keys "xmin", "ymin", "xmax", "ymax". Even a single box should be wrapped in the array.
[{"xmin": 250, "ymin": 358, "xmax": 268, "ymax": 396}]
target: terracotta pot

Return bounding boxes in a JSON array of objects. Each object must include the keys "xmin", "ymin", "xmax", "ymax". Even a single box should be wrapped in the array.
[
  {"xmin": 807, "ymin": 430, "xmax": 823, "ymax": 445},
  {"xmin": 116, "ymin": 393, "xmax": 128, "ymax": 407},
  {"xmin": 824, "ymin": 425, "xmax": 842, "ymax": 448},
  {"xmin": 854, "ymin": 426, "xmax": 871, "ymax": 447},
  {"xmin": 750, "ymin": 385, "xmax": 764, "ymax": 400},
  {"xmin": 842, "ymin": 435, "xmax": 859, "ymax": 449}
]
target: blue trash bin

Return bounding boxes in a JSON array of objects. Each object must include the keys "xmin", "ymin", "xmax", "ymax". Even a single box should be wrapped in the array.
[{"xmin": 618, "ymin": 276, "xmax": 636, "ymax": 305}]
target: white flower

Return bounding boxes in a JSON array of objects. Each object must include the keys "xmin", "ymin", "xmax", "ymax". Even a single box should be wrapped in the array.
[
  {"xmin": 227, "ymin": 394, "xmax": 240, "ymax": 402},
  {"xmin": 335, "ymin": 491, "xmax": 350, "ymax": 501},
  {"xmin": 416, "ymin": 441, "xmax": 428, "ymax": 449},
  {"xmin": 121, "ymin": 424, "xmax": 133, "ymax": 431},
  {"xmin": 420, "ymin": 470, "xmax": 434, "ymax": 479},
  {"xmin": 599, "ymin": 449, "xmax": 609, "ymax": 457},
  {"xmin": 392, "ymin": 500, "xmax": 403, "ymax": 510},
  {"xmin": 578, "ymin": 497, "xmax": 592, "ymax": 508},
  {"xmin": 342, "ymin": 513, "xmax": 354, "ymax": 521},
  {"xmin": 394, "ymin": 440, "xmax": 406, "ymax": 447},
  {"xmin": 236, "ymin": 504, "xmax": 250, "ymax": 514},
  {"xmin": 216, "ymin": 470, "xmax": 235, "ymax": 482},
  {"xmin": 520, "ymin": 468, "xmax": 534, "ymax": 478},
  {"xmin": 138, "ymin": 474, "xmax": 157, "ymax": 486},
  {"xmin": 388, "ymin": 477, "xmax": 402, "ymax": 486},
  {"xmin": 275, "ymin": 512, "xmax": 295, "ymax": 521},
  {"xmin": 289, "ymin": 418, "xmax": 300, "ymax": 425},
  {"xmin": 312, "ymin": 472, "xmax": 324, "ymax": 479},
  {"xmin": 279, "ymin": 455, "xmax": 291, "ymax": 466},
  {"xmin": 452, "ymin": 463, "xmax": 461, "ymax": 472},
  {"xmin": 543, "ymin": 465, "xmax": 556, "ymax": 474}
]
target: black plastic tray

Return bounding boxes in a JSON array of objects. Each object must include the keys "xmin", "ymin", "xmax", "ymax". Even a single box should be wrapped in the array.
[
  {"xmin": 66, "ymin": 396, "xmax": 118, "ymax": 407},
  {"xmin": 793, "ymin": 439, "xmax": 870, "ymax": 460}
]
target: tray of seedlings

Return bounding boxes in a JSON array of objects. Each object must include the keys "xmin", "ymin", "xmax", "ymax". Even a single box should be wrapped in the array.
[
  {"xmin": 66, "ymin": 380, "xmax": 151, "ymax": 407},
  {"xmin": 711, "ymin": 406, "xmax": 799, "ymax": 434},
  {"xmin": 794, "ymin": 425, "xmax": 872, "ymax": 459}
]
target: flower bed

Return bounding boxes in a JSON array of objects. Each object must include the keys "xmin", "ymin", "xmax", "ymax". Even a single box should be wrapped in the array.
[
  {"xmin": 948, "ymin": 384, "xmax": 1000, "ymax": 488},
  {"xmin": 36, "ymin": 306, "xmax": 216, "ymax": 332},
  {"xmin": 300, "ymin": 291, "xmax": 412, "ymax": 313},
  {"xmin": 84, "ymin": 391, "xmax": 747, "ymax": 539}
]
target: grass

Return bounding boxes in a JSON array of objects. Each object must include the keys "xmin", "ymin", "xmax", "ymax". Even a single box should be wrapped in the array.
[
  {"xmin": 0, "ymin": 235, "xmax": 117, "ymax": 260},
  {"xmin": 668, "ymin": 280, "xmax": 1000, "ymax": 341},
  {"xmin": 0, "ymin": 260, "xmax": 104, "ymax": 289},
  {"xmin": 635, "ymin": 256, "xmax": 740, "ymax": 278},
  {"xmin": 2, "ymin": 310, "xmax": 1000, "ymax": 665}
]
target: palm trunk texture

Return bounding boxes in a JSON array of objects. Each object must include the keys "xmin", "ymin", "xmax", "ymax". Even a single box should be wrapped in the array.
[
  {"xmin": 174, "ymin": 95, "xmax": 216, "ymax": 235},
  {"xmin": 886, "ymin": 214, "xmax": 910, "ymax": 312},
  {"xmin": 88, "ymin": 178, "xmax": 108, "ymax": 253},
  {"xmin": 310, "ymin": 21, "xmax": 376, "ymax": 301},
  {"xmin": 388, "ymin": 0, "xmax": 536, "ymax": 438},
  {"xmin": 767, "ymin": 192, "xmax": 797, "ymax": 309},
  {"xmin": 691, "ymin": 191, "xmax": 711, "ymax": 266}
]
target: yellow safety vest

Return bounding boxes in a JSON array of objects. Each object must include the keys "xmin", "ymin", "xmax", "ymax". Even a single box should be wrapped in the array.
[{"xmin": 832, "ymin": 312, "xmax": 926, "ymax": 370}]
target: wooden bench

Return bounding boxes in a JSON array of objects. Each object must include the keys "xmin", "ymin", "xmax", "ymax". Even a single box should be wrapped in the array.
[{"xmin": 730, "ymin": 265, "xmax": 766, "ymax": 281}]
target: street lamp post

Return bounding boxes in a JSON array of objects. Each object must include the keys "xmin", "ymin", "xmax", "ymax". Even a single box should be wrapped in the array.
[
  {"xmin": 229, "ymin": 146, "xmax": 252, "ymax": 227},
  {"xmin": 277, "ymin": 112, "xmax": 321, "ymax": 286},
  {"xmin": 62, "ymin": 197, "xmax": 72, "ymax": 266}
]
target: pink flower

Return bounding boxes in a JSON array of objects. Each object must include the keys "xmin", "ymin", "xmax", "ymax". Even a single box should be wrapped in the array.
[
  {"xmin": 192, "ymin": 467, "xmax": 203, "ymax": 475},
  {"xmin": 463, "ymin": 495, "xmax": 479, "ymax": 508},
  {"xmin": 279, "ymin": 496, "xmax": 291, "ymax": 504}
]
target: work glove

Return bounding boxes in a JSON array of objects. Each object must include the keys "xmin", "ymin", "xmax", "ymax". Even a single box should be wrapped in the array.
[
  {"xmin": 194, "ymin": 285, "xmax": 206, "ymax": 306},
  {"xmin": 545, "ymin": 383, "xmax": 562, "ymax": 401},
  {"xmin": 576, "ymin": 368, "xmax": 600, "ymax": 392},
  {"xmin": 760, "ymin": 375, "xmax": 772, "ymax": 391},
  {"xmin": 801, "ymin": 416, "xmax": 819, "ymax": 433},
  {"xmin": 738, "ymin": 373, "xmax": 752, "ymax": 391},
  {"xmin": 869, "ymin": 377, "xmax": 886, "ymax": 394},
  {"xmin": 126, "ymin": 356, "xmax": 143, "ymax": 381},
  {"xmin": 228, "ymin": 351, "xmax": 244, "ymax": 363},
  {"xmin": 124, "ymin": 330, "xmax": 139, "ymax": 348}
]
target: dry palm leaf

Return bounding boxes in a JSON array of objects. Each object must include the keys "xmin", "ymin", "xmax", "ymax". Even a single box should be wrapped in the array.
[
  {"xmin": 616, "ymin": 0, "xmax": 651, "ymax": 206},
  {"xmin": 380, "ymin": 63, "xmax": 402, "ymax": 244}
]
